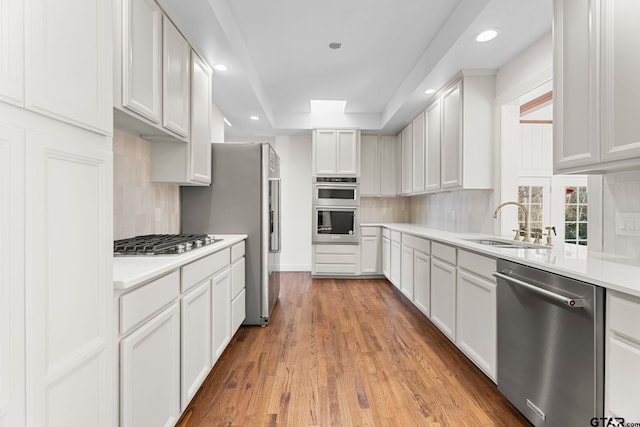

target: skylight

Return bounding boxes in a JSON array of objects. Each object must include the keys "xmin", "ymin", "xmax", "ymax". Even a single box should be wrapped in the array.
[{"xmin": 310, "ymin": 100, "xmax": 347, "ymax": 114}]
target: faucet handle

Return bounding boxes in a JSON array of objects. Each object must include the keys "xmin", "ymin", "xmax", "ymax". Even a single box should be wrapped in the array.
[
  {"xmin": 544, "ymin": 226, "xmax": 556, "ymax": 246},
  {"xmin": 512, "ymin": 229, "xmax": 521, "ymax": 240}
]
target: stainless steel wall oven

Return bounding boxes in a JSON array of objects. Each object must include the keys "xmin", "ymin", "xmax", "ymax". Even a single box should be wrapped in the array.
[
  {"xmin": 312, "ymin": 205, "xmax": 359, "ymax": 244},
  {"xmin": 313, "ymin": 177, "xmax": 358, "ymax": 206}
]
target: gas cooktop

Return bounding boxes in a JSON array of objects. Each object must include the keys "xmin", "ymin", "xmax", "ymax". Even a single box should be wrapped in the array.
[{"xmin": 114, "ymin": 234, "xmax": 218, "ymax": 256}]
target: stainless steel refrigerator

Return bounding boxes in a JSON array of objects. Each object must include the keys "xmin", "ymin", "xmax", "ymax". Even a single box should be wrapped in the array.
[{"xmin": 181, "ymin": 142, "xmax": 281, "ymax": 326}]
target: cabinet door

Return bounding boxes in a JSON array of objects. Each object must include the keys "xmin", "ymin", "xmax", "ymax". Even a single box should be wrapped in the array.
[
  {"xmin": 390, "ymin": 239, "xmax": 402, "ymax": 289},
  {"xmin": 441, "ymin": 80, "xmax": 462, "ymax": 189},
  {"xmin": 382, "ymin": 236, "xmax": 391, "ymax": 279},
  {"xmin": 553, "ymin": 0, "xmax": 600, "ymax": 170},
  {"xmin": 181, "ymin": 280, "xmax": 212, "ymax": 410},
  {"xmin": 0, "ymin": 123, "xmax": 25, "ymax": 427},
  {"xmin": 212, "ymin": 268, "xmax": 231, "ymax": 362},
  {"xmin": 425, "ymin": 99, "xmax": 441, "ymax": 192},
  {"xmin": 430, "ymin": 258, "xmax": 456, "ymax": 340},
  {"xmin": 162, "ymin": 16, "xmax": 190, "ymax": 138},
  {"xmin": 26, "ymin": 127, "xmax": 113, "ymax": 427},
  {"xmin": 361, "ymin": 235, "xmax": 381, "ymax": 274},
  {"xmin": 401, "ymin": 123, "xmax": 413, "ymax": 195},
  {"xmin": 360, "ymin": 134, "xmax": 379, "ymax": 196},
  {"xmin": 190, "ymin": 53, "xmax": 212, "ymax": 184},
  {"xmin": 0, "ymin": 0, "xmax": 23, "ymax": 105},
  {"xmin": 600, "ymin": 0, "xmax": 640, "ymax": 162},
  {"xmin": 122, "ymin": 0, "xmax": 162, "ymax": 123},
  {"xmin": 313, "ymin": 129, "xmax": 337, "ymax": 175},
  {"xmin": 401, "ymin": 246, "xmax": 414, "ymax": 300},
  {"xmin": 456, "ymin": 270, "xmax": 496, "ymax": 381},
  {"xmin": 336, "ymin": 129, "xmax": 359, "ymax": 176},
  {"xmin": 380, "ymin": 136, "xmax": 398, "ymax": 196},
  {"xmin": 412, "ymin": 112, "xmax": 426, "ymax": 193},
  {"xmin": 26, "ymin": 0, "xmax": 112, "ymax": 133},
  {"xmin": 121, "ymin": 303, "xmax": 181, "ymax": 427},
  {"xmin": 413, "ymin": 251, "xmax": 430, "ymax": 318}
]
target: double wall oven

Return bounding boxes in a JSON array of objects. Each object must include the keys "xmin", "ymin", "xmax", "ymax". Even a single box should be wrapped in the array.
[{"xmin": 312, "ymin": 177, "xmax": 359, "ymax": 244}]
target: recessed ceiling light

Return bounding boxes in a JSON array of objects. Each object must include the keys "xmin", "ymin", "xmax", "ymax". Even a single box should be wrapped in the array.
[
  {"xmin": 250, "ymin": 116, "xmax": 260, "ymax": 121},
  {"xmin": 424, "ymin": 88, "xmax": 436, "ymax": 95},
  {"xmin": 329, "ymin": 42, "xmax": 342, "ymax": 50},
  {"xmin": 223, "ymin": 117, "xmax": 232, "ymax": 126},
  {"xmin": 213, "ymin": 64, "xmax": 228, "ymax": 72},
  {"xmin": 475, "ymin": 29, "xmax": 500, "ymax": 43}
]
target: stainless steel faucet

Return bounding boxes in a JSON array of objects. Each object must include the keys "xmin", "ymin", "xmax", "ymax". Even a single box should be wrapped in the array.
[{"xmin": 494, "ymin": 201, "xmax": 530, "ymax": 242}]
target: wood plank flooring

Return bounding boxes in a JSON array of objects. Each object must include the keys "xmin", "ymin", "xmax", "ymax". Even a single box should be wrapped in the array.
[{"xmin": 177, "ymin": 273, "xmax": 530, "ymax": 427}]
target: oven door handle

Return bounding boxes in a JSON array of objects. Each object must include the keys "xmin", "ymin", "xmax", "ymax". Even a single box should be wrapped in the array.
[{"xmin": 492, "ymin": 271, "xmax": 584, "ymax": 308}]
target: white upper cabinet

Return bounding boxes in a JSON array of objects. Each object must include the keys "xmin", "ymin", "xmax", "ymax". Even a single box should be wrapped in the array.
[
  {"xmin": 120, "ymin": 0, "xmax": 163, "ymax": 124},
  {"xmin": 0, "ymin": 0, "xmax": 24, "ymax": 106},
  {"xmin": 360, "ymin": 134, "xmax": 398, "ymax": 197},
  {"xmin": 438, "ymin": 73, "xmax": 494, "ymax": 191},
  {"xmin": 412, "ymin": 112, "xmax": 426, "ymax": 194},
  {"xmin": 441, "ymin": 80, "xmax": 463, "ymax": 189},
  {"xmin": 312, "ymin": 129, "xmax": 360, "ymax": 176},
  {"xmin": 401, "ymin": 123, "xmax": 413, "ymax": 195},
  {"xmin": 360, "ymin": 135, "xmax": 380, "ymax": 196},
  {"xmin": 25, "ymin": 0, "xmax": 112, "ymax": 134},
  {"xmin": 162, "ymin": 16, "xmax": 190, "ymax": 138},
  {"xmin": 554, "ymin": 0, "xmax": 640, "ymax": 173},
  {"xmin": 425, "ymin": 99, "xmax": 441, "ymax": 192}
]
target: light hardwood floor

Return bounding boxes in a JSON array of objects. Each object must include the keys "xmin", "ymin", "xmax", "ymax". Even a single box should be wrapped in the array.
[{"xmin": 177, "ymin": 272, "xmax": 530, "ymax": 426}]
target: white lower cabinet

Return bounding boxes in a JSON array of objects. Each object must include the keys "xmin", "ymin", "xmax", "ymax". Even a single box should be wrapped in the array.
[
  {"xmin": 181, "ymin": 280, "xmax": 212, "ymax": 410},
  {"xmin": 401, "ymin": 245, "xmax": 414, "ymax": 299},
  {"xmin": 413, "ymin": 250, "xmax": 431, "ymax": 318},
  {"xmin": 116, "ymin": 239, "xmax": 246, "ymax": 426},
  {"xmin": 382, "ymin": 232, "xmax": 391, "ymax": 278},
  {"xmin": 390, "ymin": 231, "xmax": 402, "ymax": 289},
  {"xmin": 312, "ymin": 244, "xmax": 359, "ymax": 276},
  {"xmin": 430, "ymin": 243, "xmax": 457, "ymax": 340},
  {"xmin": 361, "ymin": 226, "xmax": 382, "ymax": 275},
  {"xmin": 456, "ymin": 250, "xmax": 497, "ymax": 382},
  {"xmin": 212, "ymin": 268, "xmax": 231, "ymax": 362},
  {"xmin": 605, "ymin": 290, "xmax": 640, "ymax": 421},
  {"xmin": 121, "ymin": 302, "xmax": 181, "ymax": 427}
]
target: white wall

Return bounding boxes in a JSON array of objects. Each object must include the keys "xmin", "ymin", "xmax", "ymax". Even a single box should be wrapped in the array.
[
  {"xmin": 603, "ymin": 171, "xmax": 640, "ymax": 257},
  {"xmin": 274, "ymin": 134, "xmax": 312, "ymax": 271}
]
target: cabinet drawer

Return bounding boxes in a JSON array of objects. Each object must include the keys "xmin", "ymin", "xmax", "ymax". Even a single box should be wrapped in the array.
[
  {"xmin": 608, "ymin": 291, "xmax": 640, "ymax": 342},
  {"xmin": 402, "ymin": 233, "xmax": 430, "ymax": 254},
  {"xmin": 457, "ymin": 250, "xmax": 496, "ymax": 281},
  {"xmin": 120, "ymin": 270, "xmax": 180, "ymax": 334},
  {"xmin": 231, "ymin": 257, "xmax": 245, "ymax": 299},
  {"xmin": 382, "ymin": 228, "xmax": 391, "ymax": 238},
  {"xmin": 391, "ymin": 230, "xmax": 401, "ymax": 243},
  {"xmin": 182, "ymin": 248, "xmax": 230, "ymax": 292},
  {"xmin": 432, "ymin": 242, "xmax": 456, "ymax": 265},
  {"xmin": 314, "ymin": 244, "xmax": 357, "ymax": 255},
  {"xmin": 315, "ymin": 253, "xmax": 357, "ymax": 264},
  {"xmin": 231, "ymin": 241, "xmax": 245, "ymax": 262},
  {"xmin": 315, "ymin": 263, "xmax": 358, "ymax": 274},
  {"xmin": 231, "ymin": 288, "xmax": 246, "ymax": 333},
  {"xmin": 361, "ymin": 226, "xmax": 380, "ymax": 237}
]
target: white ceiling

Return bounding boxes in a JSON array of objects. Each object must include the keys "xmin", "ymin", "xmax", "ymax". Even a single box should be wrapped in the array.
[{"xmin": 158, "ymin": 0, "xmax": 552, "ymax": 138}]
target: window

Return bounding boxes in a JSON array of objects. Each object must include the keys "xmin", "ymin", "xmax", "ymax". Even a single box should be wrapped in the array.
[
  {"xmin": 518, "ymin": 185, "xmax": 544, "ymax": 233},
  {"xmin": 564, "ymin": 186, "xmax": 587, "ymax": 245}
]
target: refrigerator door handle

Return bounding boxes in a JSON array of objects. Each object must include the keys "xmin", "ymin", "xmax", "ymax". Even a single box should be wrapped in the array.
[{"xmin": 269, "ymin": 178, "xmax": 281, "ymax": 253}]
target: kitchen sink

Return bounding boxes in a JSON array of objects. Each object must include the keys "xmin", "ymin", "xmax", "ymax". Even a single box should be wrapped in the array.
[{"xmin": 463, "ymin": 238, "xmax": 550, "ymax": 249}]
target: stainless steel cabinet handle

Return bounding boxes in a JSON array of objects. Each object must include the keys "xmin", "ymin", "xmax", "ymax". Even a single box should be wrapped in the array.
[{"xmin": 492, "ymin": 271, "xmax": 584, "ymax": 307}]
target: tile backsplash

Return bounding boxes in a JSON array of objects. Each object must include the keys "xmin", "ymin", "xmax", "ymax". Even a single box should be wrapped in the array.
[
  {"xmin": 360, "ymin": 197, "xmax": 411, "ymax": 223},
  {"xmin": 603, "ymin": 170, "xmax": 640, "ymax": 257},
  {"xmin": 409, "ymin": 190, "xmax": 495, "ymax": 233},
  {"xmin": 113, "ymin": 130, "xmax": 180, "ymax": 239}
]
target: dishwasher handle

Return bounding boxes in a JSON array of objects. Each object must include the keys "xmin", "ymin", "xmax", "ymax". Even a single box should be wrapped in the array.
[{"xmin": 493, "ymin": 271, "xmax": 584, "ymax": 308}]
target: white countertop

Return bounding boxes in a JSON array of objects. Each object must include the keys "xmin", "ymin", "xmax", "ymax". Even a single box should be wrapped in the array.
[
  {"xmin": 365, "ymin": 223, "xmax": 640, "ymax": 298},
  {"xmin": 113, "ymin": 234, "xmax": 247, "ymax": 291}
]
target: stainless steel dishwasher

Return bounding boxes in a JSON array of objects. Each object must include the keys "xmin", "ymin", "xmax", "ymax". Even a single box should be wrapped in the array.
[{"xmin": 493, "ymin": 259, "xmax": 604, "ymax": 427}]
